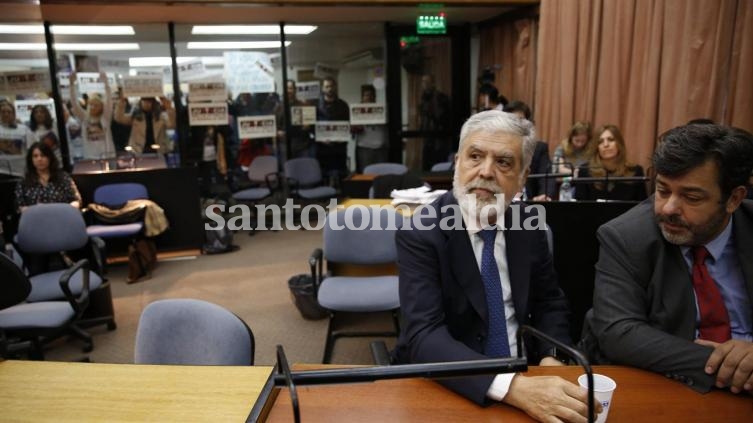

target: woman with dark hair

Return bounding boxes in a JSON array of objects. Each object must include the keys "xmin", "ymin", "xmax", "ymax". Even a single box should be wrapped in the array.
[
  {"xmin": 575, "ymin": 124, "xmax": 647, "ymax": 202},
  {"xmin": 114, "ymin": 96, "xmax": 175, "ymax": 155},
  {"xmin": 0, "ymin": 99, "xmax": 35, "ymax": 176},
  {"xmin": 28, "ymin": 104, "xmax": 62, "ymax": 163},
  {"xmin": 14, "ymin": 141, "xmax": 81, "ymax": 213}
]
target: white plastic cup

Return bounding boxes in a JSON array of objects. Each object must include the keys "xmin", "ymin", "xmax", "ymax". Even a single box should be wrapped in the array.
[{"xmin": 578, "ymin": 373, "xmax": 617, "ymax": 423}]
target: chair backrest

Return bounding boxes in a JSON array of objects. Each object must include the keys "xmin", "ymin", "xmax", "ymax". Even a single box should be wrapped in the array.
[
  {"xmin": 363, "ymin": 163, "xmax": 408, "ymax": 176},
  {"xmin": 285, "ymin": 157, "xmax": 322, "ymax": 187},
  {"xmin": 324, "ymin": 207, "xmax": 403, "ymax": 264},
  {"xmin": 134, "ymin": 299, "xmax": 254, "ymax": 365},
  {"xmin": 16, "ymin": 203, "xmax": 89, "ymax": 254},
  {"xmin": 0, "ymin": 253, "xmax": 31, "ymax": 311},
  {"xmin": 93, "ymin": 183, "xmax": 148, "ymax": 206},
  {"xmin": 430, "ymin": 162, "xmax": 453, "ymax": 172},
  {"xmin": 371, "ymin": 173, "xmax": 425, "ymax": 199},
  {"xmin": 248, "ymin": 156, "xmax": 278, "ymax": 183}
]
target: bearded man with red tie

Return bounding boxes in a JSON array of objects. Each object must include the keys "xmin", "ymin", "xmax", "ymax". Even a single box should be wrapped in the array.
[{"xmin": 585, "ymin": 123, "xmax": 753, "ymax": 395}]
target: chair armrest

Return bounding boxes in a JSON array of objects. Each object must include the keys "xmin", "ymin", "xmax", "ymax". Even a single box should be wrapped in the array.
[
  {"xmin": 59, "ymin": 259, "xmax": 90, "ymax": 316},
  {"xmin": 287, "ymin": 177, "xmax": 300, "ymax": 193},
  {"xmin": 89, "ymin": 236, "xmax": 107, "ymax": 276},
  {"xmin": 370, "ymin": 341, "xmax": 391, "ymax": 366},
  {"xmin": 309, "ymin": 248, "xmax": 323, "ymax": 294},
  {"xmin": 265, "ymin": 172, "xmax": 281, "ymax": 191}
]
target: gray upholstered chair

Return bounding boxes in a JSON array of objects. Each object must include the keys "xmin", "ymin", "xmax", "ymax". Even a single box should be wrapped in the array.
[
  {"xmin": 430, "ymin": 161, "xmax": 453, "ymax": 172},
  {"xmin": 232, "ymin": 155, "xmax": 279, "ymax": 204},
  {"xmin": 15, "ymin": 203, "xmax": 106, "ymax": 351},
  {"xmin": 134, "ymin": 299, "xmax": 254, "ymax": 365},
  {"xmin": 0, "ymin": 252, "xmax": 90, "ymax": 359},
  {"xmin": 363, "ymin": 162, "xmax": 408, "ymax": 176},
  {"xmin": 309, "ymin": 206, "xmax": 403, "ymax": 363},
  {"xmin": 284, "ymin": 157, "xmax": 337, "ymax": 201}
]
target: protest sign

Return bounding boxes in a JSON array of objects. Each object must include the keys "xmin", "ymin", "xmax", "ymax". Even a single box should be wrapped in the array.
[
  {"xmin": 349, "ymin": 103, "xmax": 387, "ymax": 125},
  {"xmin": 188, "ymin": 102, "xmax": 229, "ymax": 126},
  {"xmin": 238, "ymin": 115, "xmax": 277, "ymax": 139},
  {"xmin": 315, "ymin": 121, "xmax": 351, "ymax": 142},
  {"xmin": 122, "ymin": 76, "xmax": 164, "ymax": 98},
  {"xmin": 290, "ymin": 106, "xmax": 316, "ymax": 126}
]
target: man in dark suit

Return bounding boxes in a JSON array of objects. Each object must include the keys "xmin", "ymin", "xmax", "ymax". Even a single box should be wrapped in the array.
[
  {"xmin": 393, "ymin": 110, "xmax": 596, "ymax": 422},
  {"xmin": 584, "ymin": 124, "xmax": 753, "ymax": 394}
]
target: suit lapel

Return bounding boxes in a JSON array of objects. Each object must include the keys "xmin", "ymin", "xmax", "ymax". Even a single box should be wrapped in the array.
[
  {"xmin": 446, "ymin": 228, "xmax": 488, "ymax": 326},
  {"xmin": 733, "ymin": 209, "xmax": 753, "ymax": 304},
  {"xmin": 504, "ymin": 226, "xmax": 529, "ymax": 323},
  {"xmin": 663, "ymin": 242, "xmax": 698, "ymax": 338}
]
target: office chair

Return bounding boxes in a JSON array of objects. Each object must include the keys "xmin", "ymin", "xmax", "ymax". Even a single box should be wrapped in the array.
[
  {"xmin": 134, "ymin": 299, "xmax": 254, "ymax": 365},
  {"xmin": 233, "ymin": 156, "xmax": 279, "ymax": 234},
  {"xmin": 0, "ymin": 251, "xmax": 90, "ymax": 359},
  {"xmin": 85, "ymin": 182, "xmax": 148, "ymax": 240},
  {"xmin": 309, "ymin": 206, "xmax": 403, "ymax": 363},
  {"xmin": 363, "ymin": 162, "xmax": 408, "ymax": 176},
  {"xmin": 430, "ymin": 162, "xmax": 453, "ymax": 172},
  {"xmin": 16, "ymin": 203, "xmax": 108, "ymax": 351},
  {"xmin": 284, "ymin": 157, "xmax": 337, "ymax": 202}
]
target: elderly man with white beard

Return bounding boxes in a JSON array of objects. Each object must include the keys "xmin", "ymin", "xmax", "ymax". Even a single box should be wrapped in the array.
[{"xmin": 392, "ymin": 110, "xmax": 599, "ymax": 422}]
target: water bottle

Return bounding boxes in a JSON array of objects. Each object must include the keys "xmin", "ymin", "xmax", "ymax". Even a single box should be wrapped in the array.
[{"xmin": 559, "ymin": 177, "xmax": 575, "ymax": 201}]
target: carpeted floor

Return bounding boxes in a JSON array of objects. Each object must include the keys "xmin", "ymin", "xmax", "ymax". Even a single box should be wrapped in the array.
[{"xmin": 45, "ymin": 227, "xmax": 396, "ymax": 366}]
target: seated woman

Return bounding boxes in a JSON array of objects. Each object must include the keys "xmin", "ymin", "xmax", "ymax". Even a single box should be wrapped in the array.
[
  {"xmin": 575, "ymin": 124, "xmax": 647, "ymax": 202},
  {"xmin": 14, "ymin": 142, "xmax": 81, "ymax": 213},
  {"xmin": 552, "ymin": 121, "xmax": 594, "ymax": 175}
]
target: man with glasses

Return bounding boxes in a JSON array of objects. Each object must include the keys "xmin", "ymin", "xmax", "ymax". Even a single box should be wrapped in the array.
[{"xmin": 584, "ymin": 123, "xmax": 753, "ymax": 395}]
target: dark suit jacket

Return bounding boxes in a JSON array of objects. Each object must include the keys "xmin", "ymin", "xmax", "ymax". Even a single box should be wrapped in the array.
[
  {"xmin": 392, "ymin": 192, "xmax": 571, "ymax": 405},
  {"xmin": 525, "ymin": 141, "xmax": 556, "ymax": 199},
  {"xmin": 584, "ymin": 199, "xmax": 753, "ymax": 392},
  {"xmin": 575, "ymin": 165, "xmax": 647, "ymax": 202}
]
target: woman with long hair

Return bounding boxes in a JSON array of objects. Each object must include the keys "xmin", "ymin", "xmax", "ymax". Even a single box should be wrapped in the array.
[
  {"xmin": 69, "ymin": 71, "xmax": 116, "ymax": 159},
  {"xmin": 575, "ymin": 124, "xmax": 647, "ymax": 201},
  {"xmin": 14, "ymin": 141, "xmax": 81, "ymax": 212},
  {"xmin": 28, "ymin": 104, "xmax": 62, "ymax": 163},
  {"xmin": 114, "ymin": 95, "xmax": 175, "ymax": 155},
  {"xmin": 0, "ymin": 99, "xmax": 35, "ymax": 176},
  {"xmin": 552, "ymin": 121, "xmax": 594, "ymax": 175}
]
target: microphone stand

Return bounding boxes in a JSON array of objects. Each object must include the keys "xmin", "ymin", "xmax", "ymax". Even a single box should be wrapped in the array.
[{"xmin": 517, "ymin": 325, "xmax": 595, "ymax": 423}]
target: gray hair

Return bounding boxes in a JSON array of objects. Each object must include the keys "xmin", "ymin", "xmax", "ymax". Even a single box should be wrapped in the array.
[{"xmin": 458, "ymin": 110, "xmax": 537, "ymax": 172}]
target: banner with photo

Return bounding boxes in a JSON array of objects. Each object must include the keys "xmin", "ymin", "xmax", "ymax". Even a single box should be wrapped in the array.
[
  {"xmin": 188, "ymin": 102, "xmax": 229, "ymax": 126},
  {"xmin": 223, "ymin": 52, "xmax": 275, "ymax": 96},
  {"xmin": 15, "ymin": 99, "xmax": 56, "ymax": 124},
  {"xmin": 349, "ymin": 103, "xmax": 387, "ymax": 125},
  {"xmin": 315, "ymin": 121, "xmax": 351, "ymax": 142},
  {"xmin": 313, "ymin": 63, "xmax": 340, "ymax": 80},
  {"xmin": 177, "ymin": 59, "xmax": 206, "ymax": 81},
  {"xmin": 98, "ymin": 58, "xmax": 129, "ymax": 74},
  {"xmin": 76, "ymin": 72, "xmax": 115, "ymax": 95},
  {"xmin": 290, "ymin": 106, "xmax": 316, "ymax": 126},
  {"xmin": 295, "ymin": 81, "xmax": 320, "ymax": 102},
  {"xmin": 237, "ymin": 115, "xmax": 277, "ymax": 139},
  {"xmin": 188, "ymin": 79, "xmax": 227, "ymax": 103},
  {"xmin": 121, "ymin": 76, "xmax": 164, "ymax": 98},
  {"xmin": 2, "ymin": 70, "xmax": 52, "ymax": 94}
]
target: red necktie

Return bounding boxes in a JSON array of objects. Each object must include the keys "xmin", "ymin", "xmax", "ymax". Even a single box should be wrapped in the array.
[{"xmin": 691, "ymin": 246, "xmax": 732, "ymax": 342}]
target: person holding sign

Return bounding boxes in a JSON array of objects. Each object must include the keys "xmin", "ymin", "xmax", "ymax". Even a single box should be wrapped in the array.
[
  {"xmin": 354, "ymin": 84, "xmax": 388, "ymax": 171},
  {"xmin": 115, "ymin": 96, "xmax": 175, "ymax": 155},
  {"xmin": 316, "ymin": 76, "xmax": 350, "ymax": 185},
  {"xmin": 69, "ymin": 71, "xmax": 116, "ymax": 159},
  {"xmin": 0, "ymin": 99, "xmax": 35, "ymax": 176}
]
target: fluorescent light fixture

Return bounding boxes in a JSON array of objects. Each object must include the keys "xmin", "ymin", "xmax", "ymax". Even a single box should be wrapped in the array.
[
  {"xmin": 187, "ymin": 41, "xmax": 290, "ymax": 50},
  {"xmin": 0, "ymin": 25, "xmax": 135, "ymax": 35},
  {"xmin": 129, "ymin": 56, "xmax": 226, "ymax": 67},
  {"xmin": 56, "ymin": 43, "xmax": 140, "ymax": 51},
  {"xmin": 53, "ymin": 25, "xmax": 135, "ymax": 35},
  {"xmin": 0, "ymin": 43, "xmax": 46, "ymax": 50},
  {"xmin": 192, "ymin": 25, "xmax": 316, "ymax": 35}
]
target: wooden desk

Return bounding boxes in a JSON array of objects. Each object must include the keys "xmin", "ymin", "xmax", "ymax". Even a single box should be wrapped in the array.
[
  {"xmin": 264, "ymin": 365, "xmax": 753, "ymax": 422},
  {"xmin": 0, "ymin": 360, "xmax": 274, "ymax": 423}
]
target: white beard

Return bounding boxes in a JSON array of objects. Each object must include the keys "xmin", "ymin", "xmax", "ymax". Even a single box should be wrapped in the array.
[{"xmin": 453, "ymin": 171, "xmax": 509, "ymax": 227}]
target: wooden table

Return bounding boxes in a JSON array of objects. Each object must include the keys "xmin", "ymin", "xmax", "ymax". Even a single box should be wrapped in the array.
[
  {"xmin": 264, "ymin": 365, "xmax": 753, "ymax": 422},
  {"xmin": 0, "ymin": 360, "xmax": 274, "ymax": 423}
]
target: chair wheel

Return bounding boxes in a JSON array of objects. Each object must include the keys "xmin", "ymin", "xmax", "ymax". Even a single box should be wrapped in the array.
[{"xmin": 107, "ymin": 321, "xmax": 117, "ymax": 331}]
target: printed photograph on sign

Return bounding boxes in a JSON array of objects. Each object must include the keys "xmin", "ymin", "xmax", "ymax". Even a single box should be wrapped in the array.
[
  {"xmin": 188, "ymin": 102, "xmax": 229, "ymax": 126},
  {"xmin": 296, "ymin": 81, "xmax": 320, "ymax": 102},
  {"xmin": 238, "ymin": 115, "xmax": 277, "ymax": 139},
  {"xmin": 223, "ymin": 51, "xmax": 275, "ymax": 96},
  {"xmin": 76, "ymin": 72, "xmax": 114, "ymax": 95},
  {"xmin": 2, "ymin": 70, "xmax": 52, "ymax": 94},
  {"xmin": 315, "ymin": 121, "xmax": 351, "ymax": 142},
  {"xmin": 291, "ymin": 106, "xmax": 316, "ymax": 126},
  {"xmin": 350, "ymin": 103, "xmax": 387, "ymax": 125},
  {"xmin": 177, "ymin": 59, "xmax": 206, "ymax": 81},
  {"xmin": 188, "ymin": 79, "xmax": 227, "ymax": 103},
  {"xmin": 122, "ymin": 76, "xmax": 164, "ymax": 98},
  {"xmin": 15, "ymin": 99, "xmax": 56, "ymax": 124}
]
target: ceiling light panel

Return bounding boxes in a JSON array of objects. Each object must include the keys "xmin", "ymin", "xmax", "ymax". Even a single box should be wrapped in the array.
[
  {"xmin": 191, "ymin": 25, "xmax": 316, "ymax": 35},
  {"xmin": 187, "ymin": 41, "xmax": 291, "ymax": 50}
]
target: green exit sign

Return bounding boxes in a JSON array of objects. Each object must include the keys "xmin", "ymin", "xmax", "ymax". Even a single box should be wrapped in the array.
[{"xmin": 417, "ymin": 14, "xmax": 446, "ymax": 35}]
